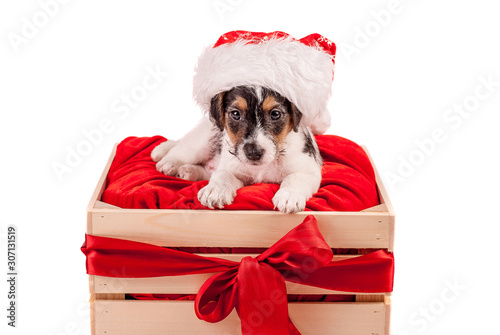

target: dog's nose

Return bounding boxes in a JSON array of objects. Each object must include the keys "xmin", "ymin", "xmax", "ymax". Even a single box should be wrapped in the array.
[{"xmin": 243, "ymin": 143, "xmax": 265, "ymax": 161}]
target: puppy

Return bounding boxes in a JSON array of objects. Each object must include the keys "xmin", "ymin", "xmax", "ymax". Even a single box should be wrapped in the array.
[{"xmin": 151, "ymin": 86, "xmax": 322, "ymax": 213}]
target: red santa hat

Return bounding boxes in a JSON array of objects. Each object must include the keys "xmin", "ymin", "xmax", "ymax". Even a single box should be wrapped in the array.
[{"xmin": 193, "ymin": 31, "xmax": 336, "ymax": 135}]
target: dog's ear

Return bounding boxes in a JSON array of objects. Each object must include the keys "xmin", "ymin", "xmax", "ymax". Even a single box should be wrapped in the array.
[
  {"xmin": 209, "ymin": 92, "xmax": 225, "ymax": 131},
  {"xmin": 290, "ymin": 103, "xmax": 303, "ymax": 132}
]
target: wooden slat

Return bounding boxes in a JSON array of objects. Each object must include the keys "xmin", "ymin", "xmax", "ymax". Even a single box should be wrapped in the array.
[
  {"xmin": 355, "ymin": 294, "xmax": 385, "ymax": 302},
  {"xmin": 290, "ymin": 302, "xmax": 388, "ymax": 335},
  {"xmin": 89, "ymin": 209, "xmax": 391, "ymax": 249},
  {"xmin": 92, "ymin": 293, "xmax": 125, "ymax": 300},
  {"xmin": 384, "ymin": 295, "xmax": 392, "ymax": 335},
  {"xmin": 362, "ymin": 146, "xmax": 396, "ymax": 252},
  {"xmin": 94, "ymin": 201, "xmax": 121, "ymax": 209},
  {"xmin": 92, "ymin": 300, "xmax": 389, "ymax": 335},
  {"xmin": 87, "ymin": 144, "xmax": 117, "ymax": 235},
  {"xmin": 361, "ymin": 203, "xmax": 387, "ymax": 212}
]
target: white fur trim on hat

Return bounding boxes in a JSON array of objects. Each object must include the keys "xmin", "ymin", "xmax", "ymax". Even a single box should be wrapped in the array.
[{"xmin": 193, "ymin": 34, "xmax": 335, "ymax": 134}]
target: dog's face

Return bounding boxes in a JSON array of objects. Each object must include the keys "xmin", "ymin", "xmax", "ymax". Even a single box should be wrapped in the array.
[{"xmin": 209, "ymin": 86, "xmax": 302, "ymax": 166}]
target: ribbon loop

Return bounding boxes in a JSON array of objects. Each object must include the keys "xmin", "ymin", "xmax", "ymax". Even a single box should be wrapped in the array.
[{"xmin": 195, "ymin": 267, "xmax": 239, "ymax": 323}]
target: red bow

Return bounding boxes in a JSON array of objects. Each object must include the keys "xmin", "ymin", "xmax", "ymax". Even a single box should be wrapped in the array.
[{"xmin": 82, "ymin": 215, "xmax": 394, "ymax": 334}]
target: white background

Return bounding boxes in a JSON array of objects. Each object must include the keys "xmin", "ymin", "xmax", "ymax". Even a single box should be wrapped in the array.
[{"xmin": 1, "ymin": 0, "xmax": 499, "ymax": 334}]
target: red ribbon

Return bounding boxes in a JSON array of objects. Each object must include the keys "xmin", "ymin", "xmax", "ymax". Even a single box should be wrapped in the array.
[{"xmin": 82, "ymin": 215, "xmax": 394, "ymax": 334}]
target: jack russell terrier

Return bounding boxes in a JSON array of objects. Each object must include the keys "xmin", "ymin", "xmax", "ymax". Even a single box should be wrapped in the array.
[{"xmin": 151, "ymin": 85, "xmax": 322, "ymax": 214}]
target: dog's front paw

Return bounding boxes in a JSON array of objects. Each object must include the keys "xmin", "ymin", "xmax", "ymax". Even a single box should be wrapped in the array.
[
  {"xmin": 156, "ymin": 160, "xmax": 180, "ymax": 176},
  {"xmin": 272, "ymin": 188, "xmax": 307, "ymax": 214},
  {"xmin": 198, "ymin": 183, "xmax": 236, "ymax": 209},
  {"xmin": 151, "ymin": 141, "xmax": 176, "ymax": 162},
  {"xmin": 178, "ymin": 164, "xmax": 209, "ymax": 182}
]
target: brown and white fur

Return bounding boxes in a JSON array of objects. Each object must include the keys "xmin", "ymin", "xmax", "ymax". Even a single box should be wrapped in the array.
[{"xmin": 151, "ymin": 85, "xmax": 322, "ymax": 213}]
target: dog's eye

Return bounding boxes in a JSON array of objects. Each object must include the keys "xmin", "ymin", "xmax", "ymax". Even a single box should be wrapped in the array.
[
  {"xmin": 270, "ymin": 110, "xmax": 282, "ymax": 120},
  {"xmin": 230, "ymin": 110, "xmax": 241, "ymax": 121}
]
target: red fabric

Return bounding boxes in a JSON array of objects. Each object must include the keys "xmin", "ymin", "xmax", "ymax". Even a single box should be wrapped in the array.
[
  {"xmin": 82, "ymin": 216, "xmax": 394, "ymax": 335},
  {"xmin": 213, "ymin": 30, "xmax": 336, "ymax": 68},
  {"xmin": 101, "ymin": 135, "xmax": 379, "ymax": 211}
]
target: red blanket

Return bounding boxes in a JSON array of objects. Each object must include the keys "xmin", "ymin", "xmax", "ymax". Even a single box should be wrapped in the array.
[{"xmin": 102, "ymin": 135, "xmax": 379, "ymax": 211}]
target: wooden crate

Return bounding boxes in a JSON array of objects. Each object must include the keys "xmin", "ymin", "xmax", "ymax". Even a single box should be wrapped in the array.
[{"xmin": 86, "ymin": 145, "xmax": 395, "ymax": 335}]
